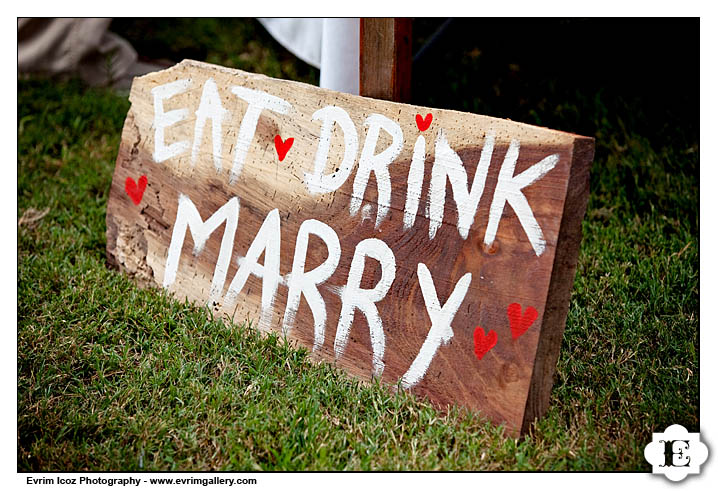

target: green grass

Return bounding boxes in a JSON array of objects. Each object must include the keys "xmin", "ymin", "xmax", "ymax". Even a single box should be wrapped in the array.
[{"xmin": 18, "ymin": 19, "xmax": 698, "ymax": 471}]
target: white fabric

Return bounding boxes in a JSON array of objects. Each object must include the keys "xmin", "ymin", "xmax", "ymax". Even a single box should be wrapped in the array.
[
  {"xmin": 258, "ymin": 18, "xmax": 359, "ymax": 95},
  {"xmin": 257, "ymin": 18, "xmax": 323, "ymax": 68},
  {"xmin": 319, "ymin": 18, "xmax": 359, "ymax": 95},
  {"xmin": 17, "ymin": 18, "xmax": 138, "ymax": 87}
]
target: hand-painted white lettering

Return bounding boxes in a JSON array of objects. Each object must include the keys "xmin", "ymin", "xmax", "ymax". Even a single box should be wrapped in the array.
[
  {"xmin": 334, "ymin": 238, "xmax": 396, "ymax": 376},
  {"xmin": 191, "ymin": 78, "xmax": 228, "ymax": 171},
  {"xmin": 360, "ymin": 204, "xmax": 374, "ymax": 223},
  {"xmin": 230, "ymin": 87, "xmax": 292, "ymax": 183},
  {"xmin": 225, "ymin": 208, "xmax": 282, "ymax": 331},
  {"xmin": 403, "ymin": 135, "xmax": 426, "ymax": 230},
  {"xmin": 305, "ymin": 106, "xmax": 359, "ymax": 195},
  {"xmin": 152, "ymin": 79, "xmax": 192, "ymax": 163},
  {"xmin": 350, "ymin": 114, "xmax": 404, "ymax": 228},
  {"xmin": 282, "ymin": 219, "xmax": 341, "ymax": 351},
  {"xmin": 163, "ymin": 194, "xmax": 239, "ymax": 306},
  {"xmin": 401, "ymin": 263, "xmax": 472, "ymax": 389},
  {"xmin": 484, "ymin": 140, "xmax": 559, "ymax": 256},
  {"xmin": 427, "ymin": 130, "xmax": 494, "ymax": 239}
]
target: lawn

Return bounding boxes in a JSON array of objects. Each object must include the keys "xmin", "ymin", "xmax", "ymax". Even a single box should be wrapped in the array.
[{"xmin": 17, "ymin": 18, "xmax": 698, "ymax": 471}]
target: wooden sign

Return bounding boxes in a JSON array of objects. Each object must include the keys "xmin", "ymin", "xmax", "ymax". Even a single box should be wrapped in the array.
[{"xmin": 106, "ymin": 60, "xmax": 594, "ymax": 435}]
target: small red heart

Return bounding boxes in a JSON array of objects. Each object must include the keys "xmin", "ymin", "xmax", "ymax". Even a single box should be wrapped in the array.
[
  {"xmin": 125, "ymin": 175, "xmax": 147, "ymax": 205},
  {"xmin": 507, "ymin": 303, "xmax": 538, "ymax": 340},
  {"xmin": 415, "ymin": 113, "xmax": 433, "ymax": 132},
  {"xmin": 274, "ymin": 135, "xmax": 294, "ymax": 161},
  {"xmin": 473, "ymin": 327, "xmax": 498, "ymax": 360}
]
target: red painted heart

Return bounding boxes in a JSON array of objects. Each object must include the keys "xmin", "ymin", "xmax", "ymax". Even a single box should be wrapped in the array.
[
  {"xmin": 274, "ymin": 135, "xmax": 294, "ymax": 161},
  {"xmin": 125, "ymin": 175, "xmax": 147, "ymax": 205},
  {"xmin": 415, "ymin": 113, "xmax": 433, "ymax": 132},
  {"xmin": 507, "ymin": 303, "xmax": 538, "ymax": 340},
  {"xmin": 473, "ymin": 327, "xmax": 498, "ymax": 360}
]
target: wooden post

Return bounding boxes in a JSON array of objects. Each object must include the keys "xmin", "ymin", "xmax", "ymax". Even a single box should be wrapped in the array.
[{"xmin": 359, "ymin": 18, "xmax": 412, "ymax": 102}]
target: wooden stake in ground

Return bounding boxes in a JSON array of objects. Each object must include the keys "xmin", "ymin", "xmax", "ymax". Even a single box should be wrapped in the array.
[
  {"xmin": 360, "ymin": 18, "xmax": 412, "ymax": 103},
  {"xmin": 106, "ymin": 60, "xmax": 593, "ymax": 435}
]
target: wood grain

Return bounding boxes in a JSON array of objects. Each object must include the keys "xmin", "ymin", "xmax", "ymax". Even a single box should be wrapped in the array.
[
  {"xmin": 360, "ymin": 18, "xmax": 412, "ymax": 102},
  {"xmin": 106, "ymin": 60, "xmax": 593, "ymax": 436}
]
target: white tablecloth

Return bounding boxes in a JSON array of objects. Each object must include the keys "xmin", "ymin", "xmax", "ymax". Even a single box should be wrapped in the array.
[{"xmin": 258, "ymin": 18, "xmax": 360, "ymax": 95}]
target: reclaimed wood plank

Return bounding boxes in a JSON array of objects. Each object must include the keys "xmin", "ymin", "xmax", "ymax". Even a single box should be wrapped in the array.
[{"xmin": 106, "ymin": 60, "xmax": 593, "ymax": 435}]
